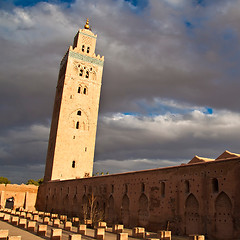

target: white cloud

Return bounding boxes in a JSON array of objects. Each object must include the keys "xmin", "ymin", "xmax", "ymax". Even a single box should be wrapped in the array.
[
  {"xmin": 95, "ymin": 109, "xmax": 240, "ymax": 162},
  {"xmin": 0, "ymin": 0, "xmax": 240, "ymax": 182}
]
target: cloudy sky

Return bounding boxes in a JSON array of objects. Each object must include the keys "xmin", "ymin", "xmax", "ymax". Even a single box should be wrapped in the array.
[{"xmin": 0, "ymin": 0, "xmax": 240, "ymax": 184}]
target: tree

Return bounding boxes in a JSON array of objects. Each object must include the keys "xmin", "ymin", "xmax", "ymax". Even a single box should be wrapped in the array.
[
  {"xmin": 37, "ymin": 178, "xmax": 44, "ymax": 185},
  {"xmin": 26, "ymin": 178, "xmax": 43, "ymax": 186},
  {"xmin": 26, "ymin": 179, "xmax": 38, "ymax": 186},
  {"xmin": 82, "ymin": 193, "xmax": 104, "ymax": 226},
  {"xmin": 0, "ymin": 177, "xmax": 11, "ymax": 184}
]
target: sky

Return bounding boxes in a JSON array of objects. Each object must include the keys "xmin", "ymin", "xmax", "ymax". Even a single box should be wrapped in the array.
[{"xmin": 0, "ymin": 0, "xmax": 240, "ymax": 184}]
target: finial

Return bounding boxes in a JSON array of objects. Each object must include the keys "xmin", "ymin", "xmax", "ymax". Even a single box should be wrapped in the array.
[{"xmin": 84, "ymin": 18, "xmax": 90, "ymax": 30}]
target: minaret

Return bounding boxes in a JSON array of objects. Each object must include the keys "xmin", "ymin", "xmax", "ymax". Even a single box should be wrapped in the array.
[{"xmin": 44, "ymin": 20, "xmax": 104, "ymax": 182}]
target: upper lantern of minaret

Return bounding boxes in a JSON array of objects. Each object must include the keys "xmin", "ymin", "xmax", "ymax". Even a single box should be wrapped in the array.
[{"xmin": 69, "ymin": 19, "xmax": 104, "ymax": 61}]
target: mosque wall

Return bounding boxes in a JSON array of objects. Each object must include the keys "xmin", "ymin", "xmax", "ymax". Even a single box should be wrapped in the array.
[{"xmin": 36, "ymin": 157, "xmax": 240, "ymax": 240}]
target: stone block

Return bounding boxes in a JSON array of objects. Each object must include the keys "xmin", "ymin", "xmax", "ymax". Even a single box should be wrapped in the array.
[
  {"xmin": 51, "ymin": 214, "xmax": 58, "ymax": 219},
  {"xmin": 11, "ymin": 210, "xmax": 16, "ymax": 215},
  {"xmin": 64, "ymin": 221, "xmax": 72, "ymax": 231},
  {"xmin": 19, "ymin": 212, "xmax": 26, "ymax": 218},
  {"xmin": 43, "ymin": 217, "xmax": 50, "ymax": 225},
  {"xmin": 60, "ymin": 215, "xmax": 67, "ymax": 222},
  {"xmin": 7, "ymin": 236, "xmax": 21, "ymax": 240},
  {"xmin": 132, "ymin": 227, "xmax": 145, "ymax": 238},
  {"xmin": 3, "ymin": 214, "xmax": 10, "ymax": 222},
  {"xmin": 68, "ymin": 234, "xmax": 82, "ymax": 240},
  {"xmin": 27, "ymin": 221, "xmax": 36, "ymax": 232},
  {"xmin": 53, "ymin": 219, "xmax": 61, "ymax": 228},
  {"xmin": 44, "ymin": 212, "xmax": 51, "ymax": 217},
  {"xmin": 51, "ymin": 228, "xmax": 62, "ymax": 240},
  {"xmin": 189, "ymin": 235, "xmax": 205, "ymax": 240},
  {"xmin": 33, "ymin": 215, "xmax": 39, "ymax": 222},
  {"xmin": 37, "ymin": 224, "xmax": 47, "ymax": 236},
  {"xmin": 72, "ymin": 217, "xmax": 80, "ymax": 226},
  {"xmin": 11, "ymin": 216, "xmax": 19, "ymax": 226},
  {"xmin": 0, "ymin": 212, "xmax": 5, "ymax": 220},
  {"xmin": 113, "ymin": 224, "xmax": 124, "ymax": 234},
  {"xmin": 15, "ymin": 212, "xmax": 20, "ymax": 216},
  {"xmin": 32, "ymin": 211, "xmax": 38, "ymax": 215},
  {"xmin": 26, "ymin": 213, "xmax": 32, "ymax": 220},
  {"xmin": 97, "ymin": 222, "xmax": 107, "ymax": 229},
  {"xmin": 18, "ymin": 218, "xmax": 27, "ymax": 228},
  {"xmin": 117, "ymin": 233, "xmax": 128, "ymax": 240},
  {"xmin": 38, "ymin": 211, "xmax": 44, "ymax": 217},
  {"xmin": 94, "ymin": 228, "xmax": 105, "ymax": 240},
  {"xmin": 157, "ymin": 231, "xmax": 171, "ymax": 240},
  {"xmin": 78, "ymin": 224, "xmax": 86, "ymax": 235},
  {"xmin": 84, "ymin": 219, "xmax": 92, "ymax": 227},
  {"xmin": 0, "ymin": 230, "xmax": 9, "ymax": 240}
]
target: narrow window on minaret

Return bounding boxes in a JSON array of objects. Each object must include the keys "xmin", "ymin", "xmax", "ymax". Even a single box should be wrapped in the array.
[
  {"xmin": 78, "ymin": 87, "xmax": 81, "ymax": 93},
  {"xmin": 76, "ymin": 121, "xmax": 79, "ymax": 129},
  {"xmin": 72, "ymin": 161, "xmax": 76, "ymax": 168},
  {"xmin": 83, "ymin": 88, "xmax": 87, "ymax": 95},
  {"xmin": 77, "ymin": 110, "xmax": 81, "ymax": 116},
  {"xmin": 87, "ymin": 47, "xmax": 90, "ymax": 53},
  {"xmin": 82, "ymin": 45, "xmax": 85, "ymax": 52},
  {"xmin": 79, "ymin": 69, "xmax": 83, "ymax": 76},
  {"xmin": 86, "ymin": 71, "xmax": 89, "ymax": 78}
]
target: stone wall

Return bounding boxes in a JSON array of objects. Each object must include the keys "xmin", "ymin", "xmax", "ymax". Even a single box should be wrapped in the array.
[
  {"xmin": 36, "ymin": 157, "xmax": 240, "ymax": 240},
  {"xmin": 0, "ymin": 184, "xmax": 38, "ymax": 211}
]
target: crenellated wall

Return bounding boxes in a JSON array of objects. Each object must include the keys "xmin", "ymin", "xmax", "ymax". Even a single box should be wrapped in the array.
[{"xmin": 36, "ymin": 157, "xmax": 240, "ymax": 240}]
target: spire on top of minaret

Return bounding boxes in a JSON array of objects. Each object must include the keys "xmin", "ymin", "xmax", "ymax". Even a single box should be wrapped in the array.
[{"xmin": 84, "ymin": 18, "xmax": 90, "ymax": 30}]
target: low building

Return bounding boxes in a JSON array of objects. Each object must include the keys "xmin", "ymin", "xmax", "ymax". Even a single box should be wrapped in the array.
[{"xmin": 0, "ymin": 184, "xmax": 38, "ymax": 211}]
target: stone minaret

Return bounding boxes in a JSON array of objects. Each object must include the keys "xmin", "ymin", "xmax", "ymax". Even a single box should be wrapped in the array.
[{"xmin": 44, "ymin": 20, "xmax": 104, "ymax": 182}]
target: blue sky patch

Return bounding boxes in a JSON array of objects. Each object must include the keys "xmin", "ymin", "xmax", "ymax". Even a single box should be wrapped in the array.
[
  {"xmin": 206, "ymin": 108, "xmax": 213, "ymax": 115},
  {"xmin": 3, "ymin": 0, "xmax": 75, "ymax": 7}
]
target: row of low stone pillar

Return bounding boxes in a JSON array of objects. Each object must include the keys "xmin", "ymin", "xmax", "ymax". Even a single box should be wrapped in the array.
[
  {"xmin": 0, "ymin": 212, "xmax": 82, "ymax": 240},
  {"xmin": 0, "ymin": 208, "xmax": 205, "ymax": 240}
]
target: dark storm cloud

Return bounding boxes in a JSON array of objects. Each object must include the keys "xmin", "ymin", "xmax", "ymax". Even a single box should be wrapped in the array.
[{"xmin": 0, "ymin": 0, "xmax": 240, "ymax": 182}]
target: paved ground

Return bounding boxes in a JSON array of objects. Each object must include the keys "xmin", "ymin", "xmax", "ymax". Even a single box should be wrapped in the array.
[{"xmin": 0, "ymin": 219, "xmax": 188, "ymax": 240}]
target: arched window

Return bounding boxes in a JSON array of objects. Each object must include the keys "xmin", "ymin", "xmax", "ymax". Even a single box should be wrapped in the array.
[
  {"xmin": 125, "ymin": 184, "xmax": 128, "ymax": 194},
  {"xmin": 86, "ymin": 71, "xmax": 89, "ymax": 78},
  {"xmin": 83, "ymin": 87, "xmax": 87, "ymax": 95},
  {"xmin": 78, "ymin": 87, "xmax": 81, "ymax": 93},
  {"xmin": 82, "ymin": 45, "xmax": 85, "ymax": 52},
  {"xmin": 212, "ymin": 178, "xmax": 219, "ymax": 193},
  {"xmin": 185, "ymin": 180, "xmax": 190, "ymax": 194},
  {"xmin": 79, "ymin": 69, "xmax": 83, "ymax": 76},
  {"xmin": 87, "ymin": 47, "xmax": 90, "ymax": 53},
  {"xmin": 77, "ymin": 110, "xmax": 81, "ymax": 116},
  {"xmin": 72, "ymin": 161, "xmax": 75, "ymax": 168},
  {"xmin": 76, "ymin": 121, "xmax": 79, "ymax": 129},
  {"xmin": 161, "ymin": 182, "xmax": 165, "ymax": 197}
]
